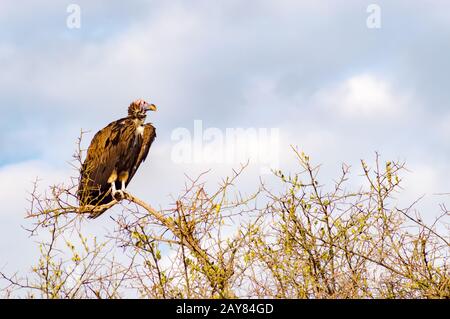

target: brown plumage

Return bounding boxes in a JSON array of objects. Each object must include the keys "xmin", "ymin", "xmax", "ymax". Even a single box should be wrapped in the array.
[{"xmin": 77, "ymin": 99, "xmax": 157, "ymax": 218}]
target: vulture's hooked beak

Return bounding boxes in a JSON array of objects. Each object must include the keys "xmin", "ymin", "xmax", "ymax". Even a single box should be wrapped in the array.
[{"xmin": 146, "ymin": 103, "xmax": 157, "ymax": 112}]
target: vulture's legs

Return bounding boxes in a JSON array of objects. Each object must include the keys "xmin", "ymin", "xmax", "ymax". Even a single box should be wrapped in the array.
[
  {"xmin": 117, "ymin": 171, "xmax": 129, "ymax": 199},
  {"xmin": 110, "ymin": 181, "xmax": 124, "ymax": 200},
  {"xmin": 110, "ymin": 181, "xmax": 118, "ymax": 196},
  {"xmin": 108, "ymin": 170, "xmax": 128, "ymax": 201}
]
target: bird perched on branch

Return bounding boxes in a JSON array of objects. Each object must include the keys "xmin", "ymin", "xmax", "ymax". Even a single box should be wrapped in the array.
[{"xmin": 77, "ymin": 99, "xmax": 157, "ymax": 218}]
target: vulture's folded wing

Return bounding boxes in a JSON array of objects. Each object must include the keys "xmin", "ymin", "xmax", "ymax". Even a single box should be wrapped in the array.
[
  {"xmin": 128, "ymin": 123, "xmax": 156, "ymax": 182},
  {"xmin": 78, "ymin": 119, "xmax": 135, "ymax": 203}
]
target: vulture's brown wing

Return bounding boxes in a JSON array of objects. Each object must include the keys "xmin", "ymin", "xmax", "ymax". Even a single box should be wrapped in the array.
[
  {"xmin": 127, "ymin": 123, "xmax": 156, "ymax": 183},
  {"xmin": 78, "ymin": 118, "xmax": 135, "ymax": 205}
]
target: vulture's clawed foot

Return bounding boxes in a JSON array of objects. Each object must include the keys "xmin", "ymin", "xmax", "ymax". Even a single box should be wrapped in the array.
[{"xmin": 112, "ymin": 189, "xmax": 125, "ymax": 201}]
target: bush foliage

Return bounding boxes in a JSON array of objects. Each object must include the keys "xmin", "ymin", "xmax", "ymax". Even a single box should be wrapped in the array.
[{"xmin": 1, "ymin": 144, "xmax": 448, "ymax": 298}]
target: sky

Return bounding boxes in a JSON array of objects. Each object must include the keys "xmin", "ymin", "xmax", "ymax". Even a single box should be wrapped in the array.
[{"xmin": 1, "ymin": 0, "xmax": 450, "ymax": 278}]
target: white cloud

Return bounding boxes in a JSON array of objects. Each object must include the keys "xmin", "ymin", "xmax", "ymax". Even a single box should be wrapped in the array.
[
  {"xmin": 402, "ymin": 164, "xmax": 439, "ymax": 197},
  {"xmin": 0, "ymin": 161, "xmax": 71, "ymax": 216},
  {"xmin": 437, "ymin": 112, "xmax": 450, "ymax": 140},
  {"xmin": 395, "ymin": 162, "xmax": 450, "ymax": 225},
  {"xmin": 0, "ymin": 160, "xmax": 72, "ymax": 274},
  {"xmin": 314, "ymin": 74, "xmax": 411, "ymax": 119}
]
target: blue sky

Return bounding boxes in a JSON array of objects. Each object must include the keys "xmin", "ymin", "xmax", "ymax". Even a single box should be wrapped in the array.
[{"xmin": 1, "ymin": 0, "xmax": 450, "ymax": 276}]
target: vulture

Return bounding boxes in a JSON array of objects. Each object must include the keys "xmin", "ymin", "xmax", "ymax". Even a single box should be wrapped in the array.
[{"xmin": 77, "ymin": 99, "xmax": 157, "ymax": 218}]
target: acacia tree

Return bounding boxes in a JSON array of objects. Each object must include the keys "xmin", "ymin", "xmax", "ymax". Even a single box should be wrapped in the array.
[
  {"xmin": 241, "ymin": 149, "xmax": 449, "ymax": 298},
  {"xmin": 0, "ymin": 139, "xmax": 448, "ymax": 298}
]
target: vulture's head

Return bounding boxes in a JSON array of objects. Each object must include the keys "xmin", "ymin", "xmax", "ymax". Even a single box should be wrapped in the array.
[{"xmin": 128, "ymin": 99, "xmax": 157, "ymax": 119}]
